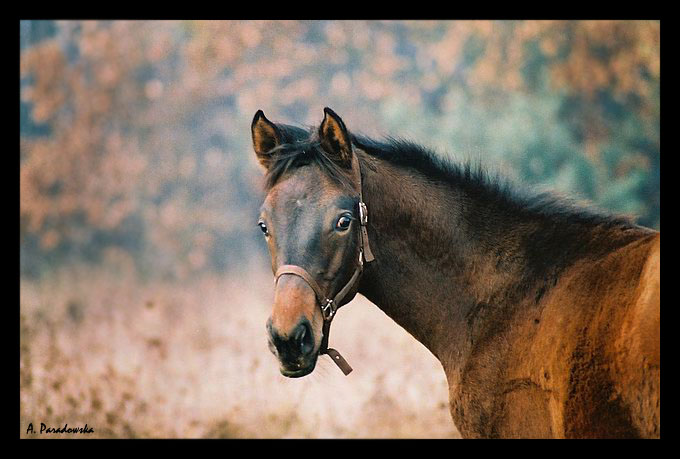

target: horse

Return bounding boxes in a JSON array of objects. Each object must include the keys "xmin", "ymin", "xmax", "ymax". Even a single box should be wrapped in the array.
[{"xmin": 251, "ymin": 107, "xmax": 660, "ymax": 438}]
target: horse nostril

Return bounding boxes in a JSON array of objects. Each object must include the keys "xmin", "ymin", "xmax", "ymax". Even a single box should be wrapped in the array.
[
  {"xmin": 294, "ymin": 323, "xmax": 306, "ymax": 343},
  {"xmin": 294, "ymin": 321, "xmax": 314, "ymax": 356}
]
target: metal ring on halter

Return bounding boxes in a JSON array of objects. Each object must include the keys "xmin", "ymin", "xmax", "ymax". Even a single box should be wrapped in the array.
[{"xmin": 321, "ymin": 299, "xmax": 337, "ymax": 321}]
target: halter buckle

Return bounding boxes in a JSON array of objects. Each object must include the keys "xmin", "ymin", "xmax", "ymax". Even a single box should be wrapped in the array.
[
  {"xmin": 359, "ymin": 201, "xmax": 368, "ymax": 226},
  {"xmin": 321, "ymin": 298, "xmax": 337, "ymax": 321}
]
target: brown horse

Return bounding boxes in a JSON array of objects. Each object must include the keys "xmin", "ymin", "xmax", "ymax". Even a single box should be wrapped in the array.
[{"xmin": 251, "ymin": 107, "xmax": 660, "ymax": 438}]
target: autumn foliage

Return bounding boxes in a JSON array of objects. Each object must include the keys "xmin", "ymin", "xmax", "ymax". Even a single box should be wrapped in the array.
[{"xmin": 20, "ymin": 20, "xmax": 660, "ymax": 279}]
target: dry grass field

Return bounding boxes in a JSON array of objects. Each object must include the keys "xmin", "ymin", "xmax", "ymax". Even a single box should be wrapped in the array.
[{"xmin": 19, "ymin": 264, "xmax": 459, "ymax": 438}]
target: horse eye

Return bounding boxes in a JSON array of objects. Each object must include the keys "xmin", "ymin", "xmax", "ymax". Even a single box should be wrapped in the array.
[
  {"xmin": 336, "ymin": 215, "xmax": 352, "ymax": 231},
  {"xmin": 258, "ymin": 221, "xmax": 269, "ymax": 236}
]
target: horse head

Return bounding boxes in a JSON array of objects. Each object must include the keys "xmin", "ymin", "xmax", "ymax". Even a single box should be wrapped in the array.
[{"xmin": 252, "ymin": 107, "xmax": 370, "ymax": 377}]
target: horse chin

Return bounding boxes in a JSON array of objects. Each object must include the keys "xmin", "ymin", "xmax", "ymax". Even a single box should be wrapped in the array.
[{"xmin": 279, "ymin": 354, "xmax": 318, "ymax": 378}]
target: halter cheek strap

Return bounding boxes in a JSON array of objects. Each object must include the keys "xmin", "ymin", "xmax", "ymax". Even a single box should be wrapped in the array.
[{"xmin": 273, "ymin": 155, "xmax": 374, "ymax": 376}]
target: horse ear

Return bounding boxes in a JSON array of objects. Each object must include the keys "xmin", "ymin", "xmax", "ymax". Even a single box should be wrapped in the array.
[
  {"xmin": 319, "ymin": 107, "xmax": 353, "ymax": 168},
  {"xmin": 251, "ymin": 110, "xmax": 281, "ymax": 169}
]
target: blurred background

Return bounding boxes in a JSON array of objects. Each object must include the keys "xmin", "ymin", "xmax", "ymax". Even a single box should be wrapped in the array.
[{"xmin": 20, "ymin": 20, "xmax": 660, "ymax": 438}]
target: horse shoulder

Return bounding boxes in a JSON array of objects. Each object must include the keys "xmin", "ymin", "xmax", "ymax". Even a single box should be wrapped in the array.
[
  {"xmin": 609, "ymin": 232, "xmax": 660, "ymax": 437},
  {"xmin": 513, "ymin": 231, "xmax": 659, "ymax": 438}
]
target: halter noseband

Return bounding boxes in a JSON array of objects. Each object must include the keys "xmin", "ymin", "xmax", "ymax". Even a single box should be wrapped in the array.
[{"xmin": 274, "ymin": 154, "xmax": 374, "ymax": 375}]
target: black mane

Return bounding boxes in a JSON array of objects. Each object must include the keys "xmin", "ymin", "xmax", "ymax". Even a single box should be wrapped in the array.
[
  {"xmin": 351, "ymin": 135, "xmax": 636, "ymax": 230},
  {"xmin": 263, "ymin": 124, "xmax": 636, "ymax": 231}
]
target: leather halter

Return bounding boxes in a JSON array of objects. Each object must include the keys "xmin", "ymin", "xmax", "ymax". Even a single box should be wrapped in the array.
[{"xmin": 274, "ymin": 154, "xmax": 374, "ymax": 375}]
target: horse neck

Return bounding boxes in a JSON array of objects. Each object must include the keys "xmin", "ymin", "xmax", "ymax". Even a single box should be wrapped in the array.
[{"xmin": 354, "ymin": 150, "xmax": 647, "ymax": 371}]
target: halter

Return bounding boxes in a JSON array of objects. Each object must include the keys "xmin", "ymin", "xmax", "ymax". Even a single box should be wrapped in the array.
[{"xmin": 274, "ymin": 154, "xmax": 375, "ymax": 375}]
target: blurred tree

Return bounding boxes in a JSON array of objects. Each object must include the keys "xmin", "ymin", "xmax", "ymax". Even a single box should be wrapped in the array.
[{"xmin": 19, "ymin": 20, "xmax": 660, "ymax": 279}]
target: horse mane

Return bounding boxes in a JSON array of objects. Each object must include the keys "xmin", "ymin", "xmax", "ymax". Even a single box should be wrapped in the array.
[
  {"xmin": 351, "ymin": 134, "xmax": 637, "ymax": 231},
  {"xmin": 263, "ymin": 124, "xmax": 636, "ymax": 231}
]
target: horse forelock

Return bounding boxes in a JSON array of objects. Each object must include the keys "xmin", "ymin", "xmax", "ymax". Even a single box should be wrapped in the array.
[{"xmin": 262, "ymin": 124, "xmax": 354, "ymax": 193}]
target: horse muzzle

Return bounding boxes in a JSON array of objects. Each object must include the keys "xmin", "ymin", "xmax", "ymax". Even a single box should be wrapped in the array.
[{"xmin": 267, "ymin": 317, "xmax": 319, "ymax": 378}]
